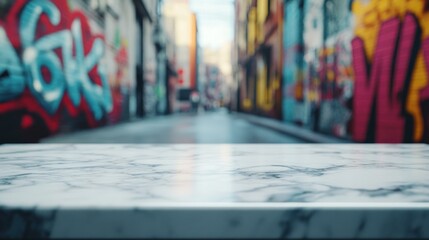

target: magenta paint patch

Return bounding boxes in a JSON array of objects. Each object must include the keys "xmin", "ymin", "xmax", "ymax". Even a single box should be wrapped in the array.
[{"xmin": 351, "ymin": 16, "xmax": 423, "ymax": 143}]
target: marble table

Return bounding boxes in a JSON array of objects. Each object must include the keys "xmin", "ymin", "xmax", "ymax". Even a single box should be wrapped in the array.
[{"xmin": 1, "ymin": 144, "xmax": 429, "ymax": 238}]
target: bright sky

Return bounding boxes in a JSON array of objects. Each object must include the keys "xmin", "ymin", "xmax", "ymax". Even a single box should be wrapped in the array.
[{"xmin": 190, "ymin": 0, "xmax": 234, "ymax": 49}]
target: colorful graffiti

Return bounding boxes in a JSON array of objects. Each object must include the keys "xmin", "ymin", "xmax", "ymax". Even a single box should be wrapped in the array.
[
  {"xmin": 238, "ymin": 0, "xmax": 283, "ymax": 118},
  {"xmin": 0, "ymin": 0, "xmax": 112, "ymax": 141},
  {"xmin": 315, "ymin": 30, "xmax": 354, "ymax": 137},
  {"xmin": 297, "ymin": 0, "xmax": 353, "ymax": 136},
  {"xmin": 256, "ymin": 0, "xmax": 283, "ymax": 118},
  {"xmin": 300, "ymin": 0, "xmax": 325, "ymax": 131},
  {"xmin": 281, "ymin": 0, "xmax": 429, "ymax": 143},
  {"xmin": 352, "ymin": 0, "xmax": 429, "ymax": 143},
  {"xmin": 109, "ymin": 31, "xmax": 130, "ymax": 124},
  {"xmin": 283, "ymin": 0, "xmax": 305, "ymax": 124},
  {"xmin": 234, "ymin": 0, "xmax": 429, "ymax": 143}
]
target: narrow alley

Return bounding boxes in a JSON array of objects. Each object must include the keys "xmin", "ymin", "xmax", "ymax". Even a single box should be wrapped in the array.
[{"xmin": 42, "ymin": 110, "xmax": 306, "ymax": 143}]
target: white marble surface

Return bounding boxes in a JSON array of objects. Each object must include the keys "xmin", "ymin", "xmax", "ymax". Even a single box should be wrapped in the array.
[{"xmin": 1, "ymin": 144, "xmax": 429, "ymax": 238}]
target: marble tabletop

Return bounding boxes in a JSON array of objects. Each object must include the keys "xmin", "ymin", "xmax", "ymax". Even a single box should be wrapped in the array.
[{"xmin": 1, "ymin": 144, "xmax": 429, "ymax": 238}]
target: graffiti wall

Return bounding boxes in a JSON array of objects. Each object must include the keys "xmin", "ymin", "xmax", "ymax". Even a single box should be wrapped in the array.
[
  {"xmin": 238, "ymin": 0, "xmax": 283, "ymax": 119},
  {"xmin": 0, "ymin": 0, "xmax": 130, "ymax": 142},
  {"xmin": 257, "ymin": 0, "xmax": 283, "ymax": 119},
  {"xmin": 104, "ymin": 1, "xmax": 134, "ymax": 124},
  {"xmin": 282, "ymin": 0, "xmax": 429, "ymax": 143},
  {"xmin": 300, "ymin": 0, "xmax": 324, "ymax": 131},
  {"xmin": 239, "ymin": 3, "xmax": 256, "ymax": 113},
  {"xmin": 283, "ymin": 0, "xmax": 306, "ymax": 124},
  {"xmin": 307, "ymin": 0, "xmax": 353, "ymax": 137},
  {"xmin": 351, "ymin": 0, "xmax": 429, "ymax": 143}
]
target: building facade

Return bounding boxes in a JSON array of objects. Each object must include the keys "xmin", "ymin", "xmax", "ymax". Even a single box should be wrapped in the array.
[
  {"xmin": 0, "ymin": 0, "xmax": 168, "ymax": 142},
  {"xmin": 163, "ymin": 0, "xmax": 198, "ymax": 112},
  {"xmin": 234, "ymin": 0, "xmax": 429, "ymax": 143},
  {"xmin": 234, "ymin": 0, "xmax": 284, "ymax": 119}
]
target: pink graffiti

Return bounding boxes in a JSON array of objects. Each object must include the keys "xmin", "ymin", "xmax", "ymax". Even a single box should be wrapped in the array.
[{"xmin": 352, "ymin": 14, "xmax": 420, "ymax": 143}]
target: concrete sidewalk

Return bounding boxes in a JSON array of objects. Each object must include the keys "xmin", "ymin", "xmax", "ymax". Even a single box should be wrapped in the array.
[{"xmin": 234, "ymin": 112, "xmax": 352, "ymax": 143}]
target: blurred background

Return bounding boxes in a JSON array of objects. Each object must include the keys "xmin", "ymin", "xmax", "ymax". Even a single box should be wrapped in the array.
[{"xmin": 0, "ymin": 0, "xmax": 428, "ymax": 144}]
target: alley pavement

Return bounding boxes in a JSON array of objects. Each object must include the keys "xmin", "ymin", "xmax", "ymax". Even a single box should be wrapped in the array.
[{"xmin": 42, "ymin": 109, "xmax": 307, "ymax": 143}]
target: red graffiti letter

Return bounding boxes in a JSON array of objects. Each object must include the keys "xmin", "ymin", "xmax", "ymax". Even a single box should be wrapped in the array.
[
  {"xmin": 352, "ymin": 18, "xmax": 401, "ymax": 142},
  {"xmin": 376, "ymin": 14, "xmax": 419, "ymax": 142},
  {"xmin": 352, "ymin": 15, "xmax": 421, "ymax": 143}
]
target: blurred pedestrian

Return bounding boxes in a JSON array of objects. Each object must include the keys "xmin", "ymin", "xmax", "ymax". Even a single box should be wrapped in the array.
[{"xmin": 190, "ymin": 91, "xmax": 200, "ymax": 113}]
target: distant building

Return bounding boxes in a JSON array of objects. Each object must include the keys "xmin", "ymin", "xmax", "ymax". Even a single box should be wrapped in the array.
[
  {"xmin": 163, "ymin": 0, "xmax": 198, "ymax": 112},
  {"xmin": 203, "ymin": 42, "xmax": 233, "ymax": 108}
]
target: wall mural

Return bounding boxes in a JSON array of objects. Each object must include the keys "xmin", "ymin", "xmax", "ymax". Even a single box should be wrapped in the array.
[
  {"xmin": 238, "ymin": 0, "xmax": 283, "ymax": 119},
  {"xmin": 320, "ymin": 0, "xmax": 352, "ymax": 137},
  {"xmin": 255, "ymin": 0, "xmax": 283, "ymax": 119},
  {"xmin": 109, "ymin": 29, "xmax": 130, "ymax": 124},
  {"xmin": 351, "ymin": 0, "xmax": 429, "ymax": 143},
  {"xmin": 283, "ymin": 0, "xmax": 306, "ymax": 124},
  {"xmin": 300, "ymin": 0, "xmax": 324, "ymax": 131},
  {"xmin": 0, "ymin": 0, "xmax": 113, "ymax": 142},
  {"xmin": 234, "ymin": 0, "xmax": 429, "ymax": 143},
  {"xmin": 293, "ymin": 0, "xmax": 429, "ymax": 143}
]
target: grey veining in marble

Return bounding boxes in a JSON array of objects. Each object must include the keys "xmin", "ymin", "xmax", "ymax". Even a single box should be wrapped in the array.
[{"xmin": 1, "ymin": 144, "xmax": 429, "ymax": 238}]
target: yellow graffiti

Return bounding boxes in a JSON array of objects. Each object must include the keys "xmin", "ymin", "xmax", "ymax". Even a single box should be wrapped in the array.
[
  {"xmin": 257, "ymin": 1, "xmax": 268, "ymax": 44},
  {"xmin": 353, "ymin": 0, "xmax": 429, "ymax": 141},
  {"xmin": 294, "ymin": 70, "xmax": 305, "ymax": 101},
  {"xmin": 256, "ymin": 67, "xmax": 280, "ymax": 111},
  {"xmin": 242, "ymin": 99, "xmax": 252, "ymax": 109},
  {"xmin": 242, "ymin": 0, "xmax": 283, "ymax": 114}
]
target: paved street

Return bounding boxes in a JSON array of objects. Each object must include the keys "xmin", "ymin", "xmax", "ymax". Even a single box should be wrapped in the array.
[{"xmin": 42, "ymin": 110, "xmax": 307, "ymax": 143}]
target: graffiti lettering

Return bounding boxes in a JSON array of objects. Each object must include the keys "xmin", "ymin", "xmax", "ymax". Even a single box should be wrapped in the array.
[
  {"xmin": 352, "ymin": 14, "xmax": 421, "ymax": 143},
  {"xmin": 0, "ymin": 0, "xmax": 112, "ymax": 131},
  {"xmin": 0, "ymin": 27, "xmax": 25, "ymax": 102}
]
